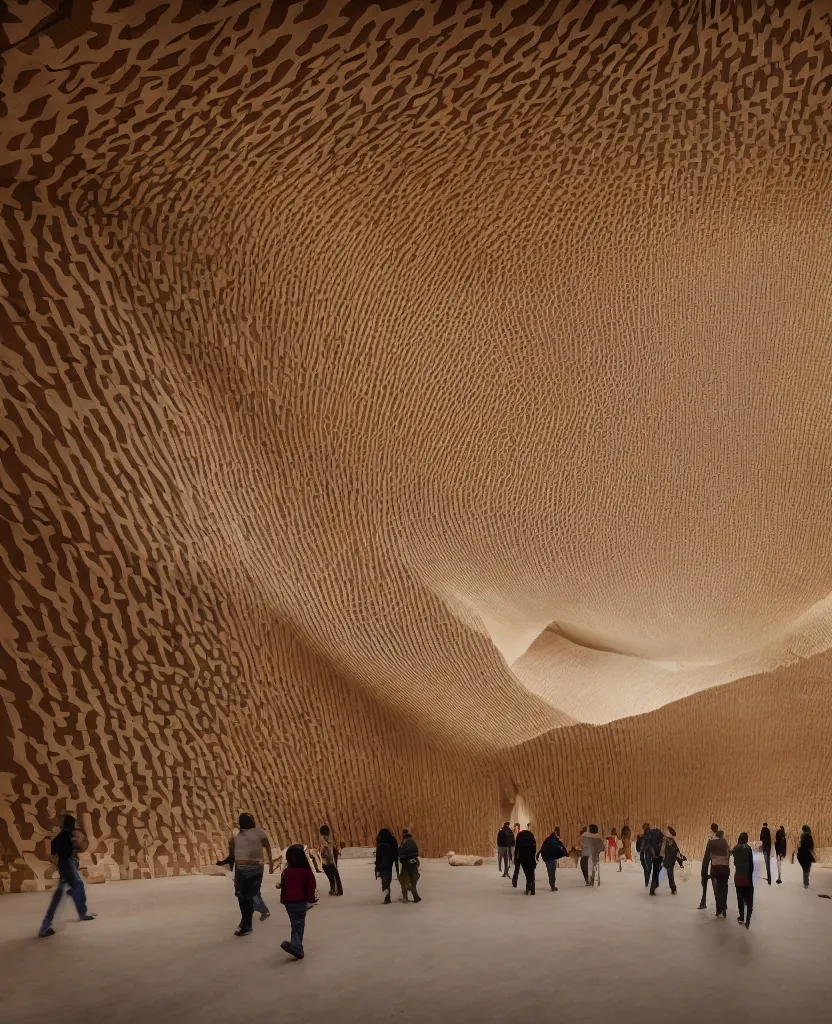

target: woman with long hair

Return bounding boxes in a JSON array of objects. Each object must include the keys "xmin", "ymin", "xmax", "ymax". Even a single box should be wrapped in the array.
[
  {"xmin": 774, "ymin": 825, "xmax": 787, "ymax": 884},
  {"xmin": 796, "ymin": 825, "xmax": 815, "ymax": 888},
  {"xmin": 278, "ymin": 845, "xmax": 316, "ymax": 959},
  {"xmin": 732, "ymin": 832, "xmax": 754, "ymax": 927},
  {"xmin": 375, "ymin": 828, "xmax": 399, "ymax": 904}
]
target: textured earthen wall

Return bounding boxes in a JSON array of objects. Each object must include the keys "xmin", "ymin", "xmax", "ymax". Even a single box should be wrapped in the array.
[{"xmin": 3, "ymin": 1, "xmax": 832, "ymax": 891}]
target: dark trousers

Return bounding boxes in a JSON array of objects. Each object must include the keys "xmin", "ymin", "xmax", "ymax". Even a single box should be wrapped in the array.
[
  {"xmin": 498, "ymin": 848, "xmax": 512, "ymax": 875},
  {"xmin": 284, "ymin": 901, "xmax": 307, "ymax": 952},
  {"xmin": 323, "ymin": 863, "xmax": 343, "ymax": 895},
  {"xmin": 712, "ymin": 874, "xmax": 729, "ymax": 914},
  {"xmin": 235, "ymin": 865, "xmax": 264, "ymax": 931},
  {"xmin": 762, "ymin": 849, "xmax": 771, "ymax": 883},
  {"xmin": 665, "ymin": 862, "xmax": 676, "ymax": 891},
  {"xmin": 580, "ymin": 856, "xmax": 590, "ymax": 882},
  {"xmin": 520, "ymin": 856, "xmax": 536, "ymax": 893},
  {"xmin": 543, "ymin": 858, "xmax": 558, "ymax": 890},
  {"xmin": 378, "ymin": 867, "xmax": 392, "ymax": 893},
  {"xmin": 641, "ymin": 850, "xmax": 652, "ymax": 886},
  {"xmin": 800, "ymin": 862, "xmax": 812, "ymax": 886},
  {"xmin": 736, "ymin": 885, "xmax": 754, "ymax": 923},
  {"xmin": 650, "ymin": 857, "xmax": 663, "ymax": 890},
  {"xmin": 39, "ymin": 859, "xmax": 88, "ymax": 934},
  {"xmin": 512, "ymin": 856, "xmax": 521, "ymax": 887},
  {"xmin": 700, "ymin": 874, "xmax": 709, "ymax": 906}
]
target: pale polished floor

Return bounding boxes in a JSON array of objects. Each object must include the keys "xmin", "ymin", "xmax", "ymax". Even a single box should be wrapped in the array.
[{"xmin": 2, "ymin": 857, "xmax": 830, "ymax": 1023}]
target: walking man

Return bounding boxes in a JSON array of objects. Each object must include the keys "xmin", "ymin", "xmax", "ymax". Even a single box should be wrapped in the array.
[
  {"xmin": 497, "ymin": 821, "xmax": 515, "ymax": 878},
  {"xmin": 538, "ymin": 828, "xmax": 568, "ymax": 891},
  {"xmin": 760, "ymin": 822, "xmax": 772, "ymax": 885},
  {"xmin": 698, "ymin": 822, "xmax": 719, "ymax": 909},
  {"xmin": 515, "ymin": 824, "xmax": 537, "ymax": 894},
  {"xmin": 38, "ymin": 814, "xmax": 96, "ymax": 938}
]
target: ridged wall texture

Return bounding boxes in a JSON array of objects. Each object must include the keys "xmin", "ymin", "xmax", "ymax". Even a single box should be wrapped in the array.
[{"xmin": 2, "ymin": 0, "xmax": 832, "ymax": 891}]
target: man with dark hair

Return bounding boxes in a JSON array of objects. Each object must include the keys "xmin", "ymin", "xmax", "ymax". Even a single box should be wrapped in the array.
[
  {"xmin": 497, "ymin": 821, "xmax": 515, "ymax": 877},
  {"xmin": 514, "ymin": 824, "xmax": 537, "ymax": 894},
  {"xmin": 38, "ymin": 814, "xmax": 96, "ymax": 938},
  {"xmin": 538, "ymin": 828, "xmax": 568, "ymax": 891},
  {"xmin": 698, "ymin": 822, "xmax": 719, "ymax": 909},
  {"xmin": 704, "ymin": 829, "xmax": 731, "ymax": 917},
  {"xmin": 760, "ymin": 822, "xmax": 772, "ymax": 885}
]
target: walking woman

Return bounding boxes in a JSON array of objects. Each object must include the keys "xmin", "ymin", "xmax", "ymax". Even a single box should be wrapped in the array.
[
  {"xmin": 659, "ymin": 827, "xmax": 682, "ymax": 894},
  {"xmin": 621, "ymin": 823, "xmax": 632, "ymax": 862},
  {"xmin": 319, "ymin": 824, "xmax": 343, "ymax": 896},
  {"xmin": 398, "ymin": 830, "xmax": 422, "ymax": 902},
  {"xmin": 703, "ymin": 829, "xmax": 731, "ymax": 917},
  {"xmin": 732, "ymin": 832, "xmax": 754, "ymax": 927},
  {"xmin": 278, "ymin": 845, "xmax": 316, "ymax": 959},
  {"xmin": 774, "ymin": 824, "xmax": 787, "ymax": 883},
  {"xmin": 227, "ymin": 813, "xmax": 274, "ymax": 936},
  {"xmin": 796, "ymin": 825, "xmax": 815, "ymax": 888},
  {"xmin": 374, "ymin": 828, "xmax": 399, "ymax": 904}
]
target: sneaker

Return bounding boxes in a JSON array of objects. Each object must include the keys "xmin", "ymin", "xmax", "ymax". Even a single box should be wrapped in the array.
[
  {"xmin": 411, "ymin": 894, "xmax": 421, "ymax": 903},
  {"xmin": 38, "ymin": 928, "xmax": 55, "ymax": 938},
  {"xmin": 698, "ymin": 903, "xmax": 707, "ymax": 910},
  {"xmin": 79, "ymin": 914, "xmax": 96, "ymax": 921},
  {"xmin": 234, "ymin": 927, "xmax": 253, "ymax": 937},
  {"xmin": 383, "ymin": 893, "xmax": 391, "ymax": 904},
  {"xmin": 260, "ymin": 910, "xmax": 271, "ymax": 921},
  {"xmin": 737, "ymin": 917, "xmax": 744, "ymax": 924},
  {"xmin": 281, "ymin": 941, "xmax": 304, "ymax": 960},
  {"xmin": 776, "ymin": 879, "xmax": 782, "ymax": 884},
  {"xmin": 745, "ymin": 921, "xmax": 750, "ymax": 929}
]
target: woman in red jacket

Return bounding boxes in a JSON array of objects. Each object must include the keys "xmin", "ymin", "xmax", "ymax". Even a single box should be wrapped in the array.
[{"xmin": 278, "ymin": 845, "xmax": 317, "ymax": 959}]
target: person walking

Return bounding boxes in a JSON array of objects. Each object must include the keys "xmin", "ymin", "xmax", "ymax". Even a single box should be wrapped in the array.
[
  {"xmin": 621, "ymin": 823, "xmax": 633, "ymax": 862},
  {"xmin": 760, "ymin": 822, "xmax": 772, "ymax": 885},
  {"xmin": 774, "ymin": 824, "xmax": 787, "ymax": 883},
  {"xmin": 606, "ymin": 828, "xmax": 618, "ymax": 863},
  {"xmin": 538, "ymin": 828, "xmax": 568, "ymax": 891},
  {"xmin": 636, "ymin": 823, "xmax": 654, "ymax": 888},
  {"xmin": 658, "ymin": 827, "xmax": 682, "ymax": 894},
  {"xmin": 580, "ymin": 825, "xmax": 606, "ymax": 886},
  {"xmin": 398, "ymin": 830, "xmax": 422, "ymax": 902},
  {"xmin": 497, "ymin": 821, "xmax": 515, "ymax": 878},
  {"xmin": 319, "ymin": 824, "xmax": 343, "ymax": 896},
  {"xmin": 374, "ymin": 828, "xmax": 399, "ymax": 904},
  {"xmin": 703, "ymin": 829, "xmax": 730, "ymax": 917},
  {"xmin": 644, "ymin": 824, "xmax": 665, "ymax": 895},
  {"xmin": 796, "ymin": 825, "xmax": 815, "ymax": 888},
  {"xmin": 37, "ymin": 814, "xmax": 96, "ymax": 938},
  {"xmin": 278, "ymin": 844, "xmax": 316, "ymax": 959},
  {"xmin": 733, "ymin": 832, "xmax": 754, "ymax": 927},
  {"xmin": 698, "ymin": 823, "xmax": 720, "ymax": 909},
  {"xmin": 514, "ymin": 824, "xmax": 537, "ymax": 894},
  {"xmin": 226, "ymin": 813, "xmax": 274, "ymax": 936}
]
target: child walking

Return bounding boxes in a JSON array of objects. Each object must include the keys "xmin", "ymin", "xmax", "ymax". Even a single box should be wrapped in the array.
[{"xmin": 278, "ymin": 845, "xmax": 316, "ymax": 959}]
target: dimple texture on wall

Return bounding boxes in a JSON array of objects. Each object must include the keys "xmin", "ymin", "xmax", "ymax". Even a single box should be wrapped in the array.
[{"xmin": 2, "ymin": 0, "xmax": 832, "ymax": 890}]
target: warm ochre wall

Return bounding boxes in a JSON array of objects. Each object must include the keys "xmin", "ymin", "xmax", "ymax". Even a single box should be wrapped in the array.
[{"xmin": 3, "ymin": 2, "xmax": 832, "ymax": 892}]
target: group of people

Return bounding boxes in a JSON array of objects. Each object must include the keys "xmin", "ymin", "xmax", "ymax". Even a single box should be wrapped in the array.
[{"xmin": 495, "ymin": 817, "xmax": 820, "ymax": 928}]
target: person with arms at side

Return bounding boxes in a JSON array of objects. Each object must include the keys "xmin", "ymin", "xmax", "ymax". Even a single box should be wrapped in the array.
[
  {"xmin": 796, "ymin": 825, "xmax": 815, "ymax": 888},
  {"xmin": 606, "ymin": 828, "xmax": 618, "ymax": 863},
  {"xmin": 636, "ymin": 823, "xmax": 653, "ymax": 888},
  {"xmin": 760, "ymin": 822, "xmax": 772, "ymax": 885},
  {"xmin": 538, "ymin": 828, "xmax": 568, "ymax": 892},
  {"xmin": 580, "ymin": 825, "xmax": 606, "ymax": 886},
  {"xmin": 703, "ymin": 829, "xmax": 730, "ymax": 917},
  {"xmin": 645, "ymin": 824, "xmax": 665, "ymax": 895},
  {"xmin": 497, "ymin": 821, "xmax": 515, "ymax": 878},
  {"xmin": 658, "ymin": 827, "xmax": 683, "ymax": 895},
  {"xmin": 398, "ymin": 830, "xmax": 422, "ymax": 903},
  {"xmin": 698, "ymin": 822, "xmax": 720, "ymax": 909},
  {"xmin": 227, "ymin": 813, "xmax": 274, "ymax": 936},
  {"xmin": 319, "ymin": 824, "xmax": 343, "ymax": 896},
  {"xmin": 774, "ymin": 824, "xmax": 787, "ymax": 883},
  {"xmin": 374, "ymin": 828, "xmax": 399, "ymax": 904},
  {"xmin": 733, "ymin": 832, "xmax": 754, "ymax": 927},
  {"xmin": 621, "ymin": 823, "xmax": 633, "ymax": 863},
  {"xmin": 278, "ymin": 844, "xmax": 316, "ymax": 959},
  {"xmin": 515, "ymin": 823, "xmax": 537, "ymax": 894},
  {"xmin": 38, "ymin": 814, "xmax": 96, "ymax": 938}
]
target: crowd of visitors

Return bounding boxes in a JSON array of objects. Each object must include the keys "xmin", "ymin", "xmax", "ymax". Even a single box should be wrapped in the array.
[{"xmin": 35, "ymin": 811, "xmax": 821, "ymax": 955}]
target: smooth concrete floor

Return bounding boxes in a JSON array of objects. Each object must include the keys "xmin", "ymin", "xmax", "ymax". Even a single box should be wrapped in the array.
[{"xmin": 2, "ymin": 858, "xmax": 831, "ymax": 1024}]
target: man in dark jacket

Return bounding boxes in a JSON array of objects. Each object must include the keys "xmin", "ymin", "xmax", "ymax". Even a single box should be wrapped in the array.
[
  {"xmin": 698, "ymin": 822, "xmax": 719, "ymax": 909},
  {"xmin": 497, "ymin": 822, "xmax": 515, "ymax": 877},
  {"xmin": 703, "ymin": 829, "xmax": 731, "ymax": 917},
  {"xmin": 538, "ymin": 829, "xmax": 568, "ymax": 891},
  {"xmin": 760, "ymin": 823, "xmax": 772, "ymax": 885},
  {"xmin": 514, "ymin": 825, "xmax": 537, "ymax": 894},
  {"xmin": 38, "ymin": 814, "xmax": 96, "ymax": 938}
]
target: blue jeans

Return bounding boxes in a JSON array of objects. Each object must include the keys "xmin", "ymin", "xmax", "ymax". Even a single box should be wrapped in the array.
[
  {"xmin": 40, "ymin": 859, "xmax": 87, "ymax": 933},
  {"xmin": 284, "ymin": 902, "xmax": 307, "ymax": 952},
  {"xmin": 543, "ymin": 859, "xmax": 558, "ymax": 889}
]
